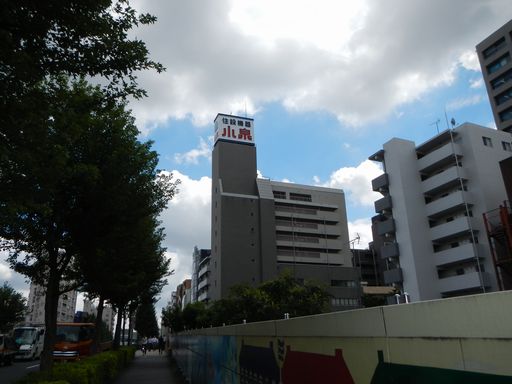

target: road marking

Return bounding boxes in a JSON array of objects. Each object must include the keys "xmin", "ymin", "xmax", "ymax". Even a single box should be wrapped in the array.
[{"xmin": 26, "ymin": 364, "xmax": 39, "ymax": 369}]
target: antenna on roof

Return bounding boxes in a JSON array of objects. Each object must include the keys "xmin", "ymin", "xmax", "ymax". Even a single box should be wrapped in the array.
[{"xmin": 430, "ymin": 119, "xmax": 440, "ymax": 134}]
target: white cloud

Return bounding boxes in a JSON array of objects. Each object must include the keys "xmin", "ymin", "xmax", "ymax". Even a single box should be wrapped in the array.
[
  {"xmin": 348, "ymin": 218, "xmax": 373, "ymax": 249},
  {"xmin": 174, "ymin": 137, "xmax": 212, "ymax": 165},
  {"xmin": 0, "ymin": 260, "xmax": 13, "ymax": 280},
  {"xmin": 458, "ymin": 50, "xmax": 481, "ymax": 71},
  {"xmin": 446, "ymin": 94, "xmax": 484, "ymax": 111},
  {"xmin": 469, "ymin": 78, "xmax": 484, "ymax": 89},
  {"xmin": 156, "ymin": 171, "xmax": 211, "ymax": 314},
  {"xmin": 323, "ymin": 160, "xmax": 383, "ymax": 207},
  {"xmin": 129, "ymin": 0, "xmax": 510, "ymax": 131}
]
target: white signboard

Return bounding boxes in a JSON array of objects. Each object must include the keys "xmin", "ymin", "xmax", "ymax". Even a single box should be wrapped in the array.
[{"xmin": 214, "ymin": 114, "xmax": 254, "ymax": 145}]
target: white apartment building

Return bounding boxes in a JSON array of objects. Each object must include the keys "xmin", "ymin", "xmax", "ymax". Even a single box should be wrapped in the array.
[
  {"xmin": 191, "ymin": 247, "xmax": 211, "ymax": 303},
  {"xmin": 369, "ymin": 123, "xmax": 512, "ymax": 302},
  {"xmin": 83, "ymin": 299, "xmax": 116, "ymax": 332},
  {"xmin": 25, "ymin": 283, "xmax": 77, "ymax": 325}
]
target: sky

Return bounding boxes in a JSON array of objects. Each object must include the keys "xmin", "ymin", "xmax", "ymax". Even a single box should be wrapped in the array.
[{"xmin": 1, "ymin": 0, "xmax": 512, "ymax": 319}]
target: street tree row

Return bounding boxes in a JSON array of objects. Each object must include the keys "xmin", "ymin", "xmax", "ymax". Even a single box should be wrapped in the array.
[{"xmin": 0, "ymin": 0, "xmax": 174, "ymax": 371}]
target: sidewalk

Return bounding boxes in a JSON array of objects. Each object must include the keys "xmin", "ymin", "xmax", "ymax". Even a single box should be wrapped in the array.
[{"xmin": 114, "ymin": 349, "xmax": 186, "ymax": 384}]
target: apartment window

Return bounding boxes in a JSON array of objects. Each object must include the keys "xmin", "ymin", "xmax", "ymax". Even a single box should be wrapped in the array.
[
  {"xmin": 487, "ymin": 53, "xmax": 510, "ymax": 74},
  {"xmin": 483, "ymin": 37, "xmax": 506, "ymax": 58},
  {"xmin": 456, "ymin": 268, "xmax": 464, "ymax": 276},
  {"xmin": 331, "ymin": 280, "xmax": 357, "ymax": 288},
  {"xmin": 499, "ymin": 107, "xmax": 512, "ymax": 122},
  {"xmin": 491, "ymin": 69, "xmax": 512, "ymax": 90},
  {"xmin": 482, "ymin": 136, "xmax": 493, "ymax": 147},
  {"xmin": 450, "ymin": 242, "xmax": 459, "ymax": 248},
  {"xmin": 503, "ymin": 141, "xmax": 512, "ymax": 151},
  {"xmin": 495, "ymin": 88, "xmax": 512, "ymax": 106},
  {"xmin": 290, "ymin": 193, "xmax": 312, "ymax": 202},
  {"xmin": 273, "ymin": 190, "xmax": 286, "ymax": 199}
]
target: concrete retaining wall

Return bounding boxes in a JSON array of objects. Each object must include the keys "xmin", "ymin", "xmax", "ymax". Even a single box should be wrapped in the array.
[{"xmin": 171, "ymin": 291, "xmax": 512, "ymax": 383}]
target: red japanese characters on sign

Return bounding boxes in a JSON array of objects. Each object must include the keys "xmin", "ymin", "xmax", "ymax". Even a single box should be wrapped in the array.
[{"xmin": 214, "ymin": 114, "xmax": 255, "ymax": 145}]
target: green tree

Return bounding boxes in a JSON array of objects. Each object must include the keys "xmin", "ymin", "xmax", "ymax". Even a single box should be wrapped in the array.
[
  {"xmin": 161, "ymin": 305, "xmax": 184, "ymax": 333},
  {"xmin": 0, "ymin": 0, "xmax": 164, "ymax": 100},
  {"xmin": 0, "ymin": 77, "xmax": 173, "ymax": 369},
  {"xmin": 0, "ymin": 282, "xmax": 27, "ymax": 333},
  {"xmin": 135, "ymin": 296, "xmax": 159, "ymax": 338}
]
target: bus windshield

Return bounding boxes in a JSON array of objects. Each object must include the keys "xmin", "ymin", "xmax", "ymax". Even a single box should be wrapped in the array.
[
  {"xmin": 14, "ymin": 328, "xmax": 36, "ymax": 345},
  {"xmin": 56, "ymin": 324, "xmax": 94, "ymax": 343}
]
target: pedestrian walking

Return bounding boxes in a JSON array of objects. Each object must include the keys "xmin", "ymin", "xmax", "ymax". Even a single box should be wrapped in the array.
[{"xmin": 158, "ymin": 336, "xmax": 165, "ymax": 355}]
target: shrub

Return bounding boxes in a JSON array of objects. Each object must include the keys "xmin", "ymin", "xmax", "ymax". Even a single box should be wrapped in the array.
[{"xmin": 15, "ymin": 347, "xmax": 136, "ymax": 384}]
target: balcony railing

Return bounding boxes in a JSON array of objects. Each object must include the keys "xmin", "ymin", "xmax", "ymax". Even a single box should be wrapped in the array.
[
  {"xmin": 426, "ymin": 190, "xmax": 471, "ymax": 218},
  {"xmin": 374, "ymin": 195, "xmax": 392, "ymax": 213},
  {"xmin": 384, "ymin": 268, "xmax": 403, "ymax": 284},
  {"xmin": 417, "ymin": 142, "xmax": 462, "ymax": 173},
  {"xmin": 372, "ymin": 173, "xmax": 389, "ymax": 192},
  {"xmin": 422, "ymin": 166, "xmax": 465, "ymax": 195},
  {"xmin": 376, "ymin": 218, "xmax": 396, "ymax": 236},
  {"xmin": 438, "ymin": 271, "xmax": 491, "ymax": 294},
  {"xmin": 434, "ymin": 243, "xmax": 483, "ymax": 267},
  {"xmin": 380, "ymin": 243, "xmax": 399, "ymax": 259},
  {"xmin": 430, "ymin": 216, "xmax": 477, "ymax": 242}
]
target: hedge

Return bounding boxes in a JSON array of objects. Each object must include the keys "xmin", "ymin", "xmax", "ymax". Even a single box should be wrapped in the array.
[{"xmin": 16, "ymin": 347, "xmax": 136, "ymax": 384}]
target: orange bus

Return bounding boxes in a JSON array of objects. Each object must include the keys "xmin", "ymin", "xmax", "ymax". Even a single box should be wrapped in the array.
[{"xmin": 53, "ymin": 323, "xmax": 96, "ymax": 361}]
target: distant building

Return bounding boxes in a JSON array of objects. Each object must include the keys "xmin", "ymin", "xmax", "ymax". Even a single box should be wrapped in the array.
[
  {"xmin": 210, "ymin": 113, "xmax": 361, "ymax": 311},
  {"xmin": 476, "ymin": 19, "xmax": 512, "ymax": 133},
  {"xmin": 369, "ymin": 123, "xmax": 511, "ymax": 302},
  {"xmin": 172, "ymin": 279, "xmax": 192, "ymax": 309},
  {"xmin": 191, "ymin": 247, "xmax": 211, "ymax": 303},
  {"xmin": 25, "ymin": 283, "xmax": 77, "ymax": 325},
  {"xmin": 82, "ymin": 299, "xmax": 116, "ymax": 332}
]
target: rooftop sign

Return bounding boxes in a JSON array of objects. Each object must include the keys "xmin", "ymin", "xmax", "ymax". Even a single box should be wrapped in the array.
[{"xmin": 214, "ymin": 113, "xmax": 254, "ymax": 145}]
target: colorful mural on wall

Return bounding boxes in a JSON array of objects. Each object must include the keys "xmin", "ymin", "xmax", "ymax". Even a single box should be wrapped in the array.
[{"xmin": 171, "ymin": 334, "xmax": 512, "ymax": 384}]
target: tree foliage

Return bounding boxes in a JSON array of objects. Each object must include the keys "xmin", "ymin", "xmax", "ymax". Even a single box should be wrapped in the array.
[
  {"xmin": 0, "ymin": 282, "xmax": 27, "ymax": 333},
  {"xmin": 135, "ymin": 295, "xmax": 159, "ymax": 338},
  {"xmin": 0, "ymin": 0, "xmax": 164, "ymax": 100},
  {"xmin": 163, "ymin": 271, "xmax": 331, "ymax": 332}
]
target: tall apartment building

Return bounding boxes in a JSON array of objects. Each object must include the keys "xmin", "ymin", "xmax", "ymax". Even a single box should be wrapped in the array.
[
  {"xmin": 369, "ymin": 123, "xmax": 512, "ymax": 302},
  {"xmin": 191, "ymin": 247, "xmax": 211, "ymax": 303},
  {"xmin": 210, "ymin": 113, "xmax": 361, "ymax": 311},
  {"xmin": 25, "ymin": 283, "xmax": 77, "ymax": 325},
  {"xmin": 476, "ymin": 19, "xmax": 512, "ymax": 132}
]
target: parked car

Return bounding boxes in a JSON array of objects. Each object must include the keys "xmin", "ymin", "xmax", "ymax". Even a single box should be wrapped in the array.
[{"xmin": 0, "ymin": 334, "xmax": 17, "ymax": 366}]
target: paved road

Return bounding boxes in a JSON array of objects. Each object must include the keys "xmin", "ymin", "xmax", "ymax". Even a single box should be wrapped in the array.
[
  {"xmin": 1, "ymin": 359, "xmax": 41, "ymax": 383},
  {"xmin": 114, "ymin": 349, "xmax": 186, "ymax": 384}
]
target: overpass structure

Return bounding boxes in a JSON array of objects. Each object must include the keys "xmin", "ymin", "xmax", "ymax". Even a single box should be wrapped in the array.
[{"xmin": 172, "ymin": 290, "xmax": 512, "ymax": 383}]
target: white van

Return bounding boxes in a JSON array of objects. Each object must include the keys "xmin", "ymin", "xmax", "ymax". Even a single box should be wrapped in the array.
[{"xmin": 13, "ymin": 326, "xmax": 45, "ymax": 360}]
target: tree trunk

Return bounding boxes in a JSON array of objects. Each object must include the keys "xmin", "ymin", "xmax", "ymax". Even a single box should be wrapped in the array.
[
  {"xmin": 127, "ymin": 308, "xmax": 134, "ymax": 346},
  {"xmin": 93, "ymin": 295, "xmax": 105, "ymax": 353},
  {"xmin": 121, "ymin": 311, "xmax": 126, "ymax": 346},
  {"xmin": 113, "ymin": 305, "xmax": 123, "ymax": 350},
  {"xmin": 40, "ymin": 262, "xmax": 60, "ymax": 371}
]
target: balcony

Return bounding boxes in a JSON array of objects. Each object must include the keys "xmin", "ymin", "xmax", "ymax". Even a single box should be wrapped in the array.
[
  {"xmin": 198, "ymin": 264, "xmax": 209, "ymax": 278},
  {"xmin": 434, "ymin": 243, "xmax": 483, "ymax": 267},
  {"xmin": 422, "ymin": 166, "xmax": 466, "ymax": 195},
  {"xmin": 372, "ymin": 173, "xmax": 389, "ymax": 192},
  {"xmin": 417, "ymin": 142, "xmax": 462, "ymax": 173},
  {"xmin": 430, "ymin": 217, "xmax": 477, "ymax": 242},
  {"xmin": 425, "ymin": 191, "xmax": 472, "ymax": 218},
  {"xmin": 380, "ymin": 243, "xmax": 399, "ymax": 259},
  {"xmin": 438, "ymin": 271, "xmax": 491, "ymax": 294},
  {"xmin": 198, "ymin": 279, "xmax": 209, "ymax": 290},
  {"xmin": 198, "ymin": 291, "xmax": 209, "ymax": 302},
  {"xmin": 384, "ymin": 268, "xmax": 403, "ymax": 284},
  {"xmin": 376, "ymin": 218, "xmax": 396, "ymax": 236},
  {"xmin": 374, "ymin": 195, "xmax": 392, "ymax": 214}
]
